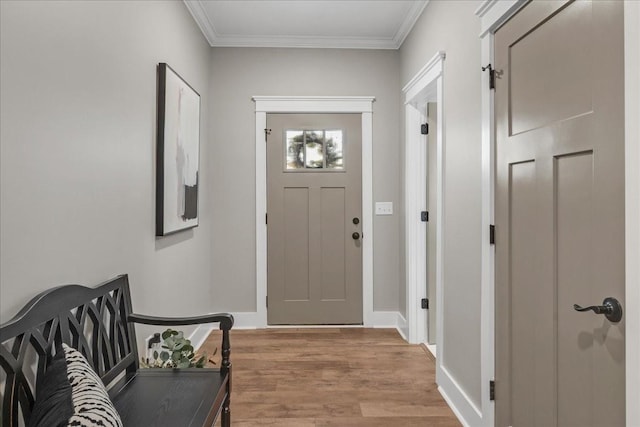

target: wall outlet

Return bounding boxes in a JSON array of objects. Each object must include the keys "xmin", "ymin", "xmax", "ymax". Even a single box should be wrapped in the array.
[{"xmin": 375, "ymin": 202, "xmax": 393, "ymax": 215}]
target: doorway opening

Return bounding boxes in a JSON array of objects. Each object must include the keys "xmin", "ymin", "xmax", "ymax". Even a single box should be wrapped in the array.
[
  {"xmin": 403, "ymin": 52, "xmax": 445, "ymax": 355},
  {"xmin": 425, "ymin": 102, "xmax": 438, "ymax": 353}
]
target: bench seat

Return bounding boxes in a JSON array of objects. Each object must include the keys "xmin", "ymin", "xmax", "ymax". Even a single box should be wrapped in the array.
[
  {"xmin": 0, "ymin": 275, "xmax": 233, "ymax": 427},
  {"xmin": 110, "ymin": 369, "xmax": 229, "ymax": 427}
]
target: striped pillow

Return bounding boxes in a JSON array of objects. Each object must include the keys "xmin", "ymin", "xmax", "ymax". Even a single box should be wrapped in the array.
[
  {"xmin": 28, "ymin": 344, "xmax": 122, "ymax": 427},
  {"xmin": 63, "ymin": 344, "xmax": 122, "ymax": 427}
]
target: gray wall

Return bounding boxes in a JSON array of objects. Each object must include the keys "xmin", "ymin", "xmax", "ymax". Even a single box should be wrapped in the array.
[
  {"xmin": 208, "ymin": 47, "xmax": 403, "ymax": 312},
  {"xmin": 400, "ymin": 1, "xmax": 483, "ymax": 408},
  {"xmin": 0, "ymin": 1, "xmax": 213, "ymax": 330}
]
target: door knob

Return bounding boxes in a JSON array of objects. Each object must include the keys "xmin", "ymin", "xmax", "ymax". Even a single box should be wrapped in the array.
[
  {"xmin": 573, "ymin": 297, "xmax": 623, "ymax": 323},
  {"xmin": 352, "ymin": 232, "xmax": 360, "ymax": 240},
  {"xmin": 352, "ymin": 217, "xmax": 360, "ymax": 225}
]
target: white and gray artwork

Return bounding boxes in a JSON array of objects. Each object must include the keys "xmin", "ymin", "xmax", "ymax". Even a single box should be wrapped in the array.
[{"xmin": 156, "ymin": 63, "xmax": 200, "ymax": 236}]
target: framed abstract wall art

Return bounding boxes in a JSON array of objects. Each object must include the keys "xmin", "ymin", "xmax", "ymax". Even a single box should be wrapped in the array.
[{"xmin": 156, "ymin": 63, "xmax": 200, "ymax": 236}]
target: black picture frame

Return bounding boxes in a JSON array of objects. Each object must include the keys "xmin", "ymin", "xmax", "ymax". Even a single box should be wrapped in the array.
[{"xmin": 156, "ymin": 63, "xmax": 201, "ymax": 236}]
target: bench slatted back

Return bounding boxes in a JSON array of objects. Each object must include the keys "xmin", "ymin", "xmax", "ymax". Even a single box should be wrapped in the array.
[{"xmin": 0, "ymin": 275, "xmax": 138, "ymax": 427}]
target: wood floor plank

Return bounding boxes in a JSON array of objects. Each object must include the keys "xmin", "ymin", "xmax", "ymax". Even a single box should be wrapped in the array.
[
  {"xmin": 315, "ymin": 417, "xmax": 462, "ymax": 427},
  {"xmin": 202, "ymin": 328, "xmax": 460, "ymax": 426}
]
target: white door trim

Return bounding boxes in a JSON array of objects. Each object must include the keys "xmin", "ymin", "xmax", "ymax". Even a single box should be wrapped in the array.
[
  {"xmin": 404, "ymin": 51, "xmax": 488, "ymax": 427},
  {"xmin": 624, "ymin": 2, "xmax": 640, "ymax": 425},
  {"xmin": 402, "ymin": 51, "xmax": 444, "ymax": 345},
  {"xmin": 253, "ymin": 96, "xmax": 375, "ymax": 327},
  {"xmin": 403, "ymin": 52, "xmax": 486, "ymax": 421},
  {"xmin": 476, "ymin": 1, "xmax": 640, "ymax": 425}
]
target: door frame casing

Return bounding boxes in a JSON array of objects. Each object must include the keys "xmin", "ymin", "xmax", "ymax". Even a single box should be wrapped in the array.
[
  {"xmin": 404, "ymin": 51, "xmax": 491, "ymax": 427},
  {"xmin": 253, "ymin": 96, "xmax": 375, "ymax": 327},
  {"xmin": 403, "ymin": 52, "xmax": 445, "ymax": 347},
  {"xmin": 403, "ymin": 51, "xmax": 491, "ymax": 425},
  {"xmin": 624, "ymin": 3, "xmax": 640, "ymax": 424},
  {"xmin": 476, "ymin": 1, "xmax": 640, "ymax": 425}
]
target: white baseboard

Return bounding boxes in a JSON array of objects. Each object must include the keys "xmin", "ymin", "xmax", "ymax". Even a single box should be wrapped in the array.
[
  {"xmin": 370, "ymin": 310, "xmax": 408, "ymax": 341},
  {"xmin": 188, "ymin": 312, "xmax": 264, "ymax": 351},
  {"xmin": 370, "ymin": 310, "xmax": 400, "ymax": 328},
  {"xmin": 216, "ymin": 311, "xmax": 408, "ymax": 335},
  {"xmin": 396, "ymin": 312, "xmax": 409, "ymax": 341},
  {"xmin": 437, "ymin": 364, "xmax": 484, "ymax": 427},
  {"xmin": 189, "ymin": 323, "xmax": 216, "ymax": 351},
  {"xmin": 189, "ymin": 311, "xmax": 411, "ymax": 352},
  {"xmin": 230, "ymin": 311, "xmax": 263, "ymax": 329},
  {"xmin": 425, "ymin": 343, "xmax": 437, "ymax": 359}
]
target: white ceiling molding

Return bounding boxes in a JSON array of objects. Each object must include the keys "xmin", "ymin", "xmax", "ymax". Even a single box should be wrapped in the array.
[
  {"xmin": 183, "ymin": 0, "xmax": 428, "ymax": 50},
  {"xmin": 183, "ymin": 0, "xmax": 218, "ymax": 46},
  {"xmin": 392, "ymin": 1, "xmax": 429, "ymax": 48}
]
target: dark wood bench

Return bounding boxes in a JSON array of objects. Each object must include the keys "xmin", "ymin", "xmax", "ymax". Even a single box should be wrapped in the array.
[{"xmin": 0, "ymin": 274, "xmax": 233, "ymax": 427}]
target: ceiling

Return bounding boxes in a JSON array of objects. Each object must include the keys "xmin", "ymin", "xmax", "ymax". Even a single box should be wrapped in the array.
[{"xmin": 183, "ymin": 1, "xmax": 428, "ymax": 49}]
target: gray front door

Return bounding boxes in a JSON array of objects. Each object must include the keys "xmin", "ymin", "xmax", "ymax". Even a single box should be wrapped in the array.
[
  {"xmin": 495, "ymin": 1, "xmax": 625, "ymax": 426},
  {"xmin": 267, "ymin": 113, "xmax": 363, "ymax": 325}
]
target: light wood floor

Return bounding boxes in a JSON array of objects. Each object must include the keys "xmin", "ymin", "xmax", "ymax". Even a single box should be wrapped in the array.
[{"xmin": 200, "ymin": 328, "xmax": 461, "ymax": 426}]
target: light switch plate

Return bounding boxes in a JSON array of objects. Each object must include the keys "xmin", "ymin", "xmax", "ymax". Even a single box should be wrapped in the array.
[{"xmin": 375, "ymin": 202, "xmax": 393, "ymax": 215}]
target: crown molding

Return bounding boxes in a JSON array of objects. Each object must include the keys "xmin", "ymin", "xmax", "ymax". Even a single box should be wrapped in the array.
[
  {"xmin": 474, "ymin": 0, "xmax": 498, "ymax": 18},
  {"xmin": 393, "ymin": 1, "xmax": 429, "ymax": 48},
  {"xmin": 207, "ymin": 35, "xmax": 400, "ymax": 50},
  {"xmin": 183, "ymin": 0, "xmax": 218, "ymax": 46},
  {"xmin": 183, "ymin": 0, "xmax": 428, "ymax": 50}
]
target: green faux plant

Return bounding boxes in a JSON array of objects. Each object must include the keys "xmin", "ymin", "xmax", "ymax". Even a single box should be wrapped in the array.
[{"xmin": 141, "ymin": 328, "xmax": 212, "ymax": 369}]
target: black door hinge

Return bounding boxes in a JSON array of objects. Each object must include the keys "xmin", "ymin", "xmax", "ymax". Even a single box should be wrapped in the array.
[
  {"xmin": 482, "ymin": 64, "xmax": 496, "ymax": 90},
  {"xmin": 489, "ymin": 224, "xmax": 495, "ymax": 245},
  {"xmin": 264, "ymin": 128, "xmax": 272, "ymax": 142},
  {"xmin": 266, "ymin": 295, "xmax": 268, "ymax": 308},
  {"xmin": 490, "ymin": 380, "xmax": 495, "ymax": 401},
  {"xmin": 421, "ymin": 123, "xmax": 429, "ymax": 135},
  {"xmin": 421, "ymin": 298, "xmax": 429, "ymax": 309},
  {"xmin": 265, "ymin": 213, "xmax": 268, "ymax": 225},
  {"xmin": 421, "ymin": 211, "xmax": 429, "ymax": 222}
]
